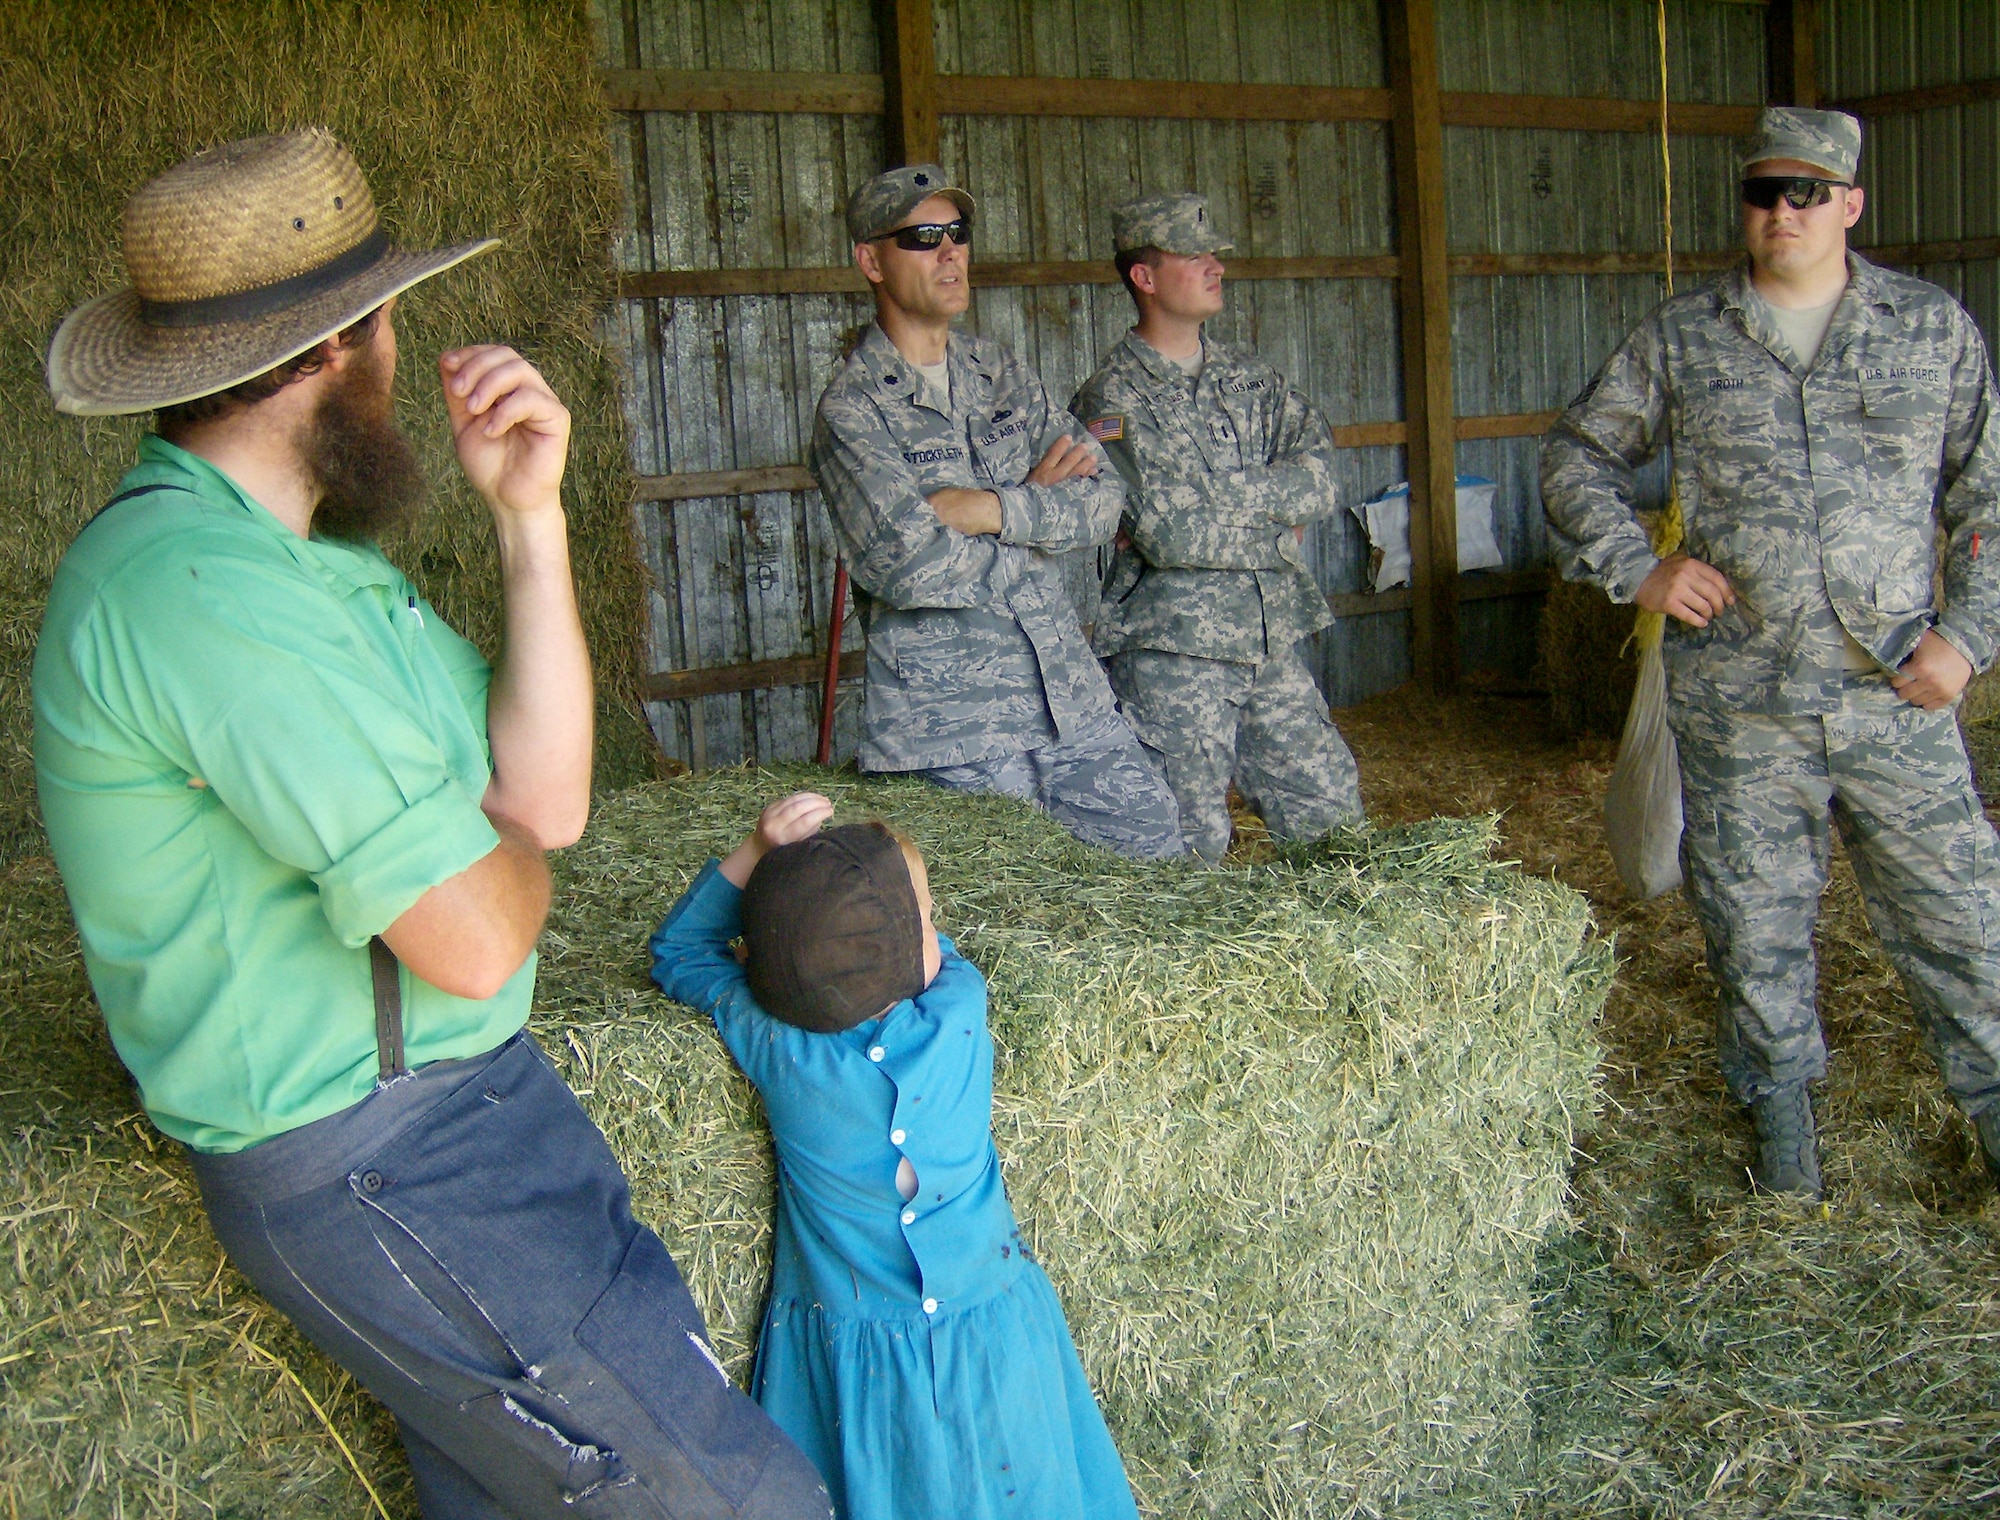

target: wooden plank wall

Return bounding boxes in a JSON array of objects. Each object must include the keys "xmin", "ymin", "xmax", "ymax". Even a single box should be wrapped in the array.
[
  {"xmin": 593, "ymin": 0, "xmax": 1773, "ymax": 764},
  {"xmin": 930, "ymin": 0, "xmax": 1411, "ymax": 706},
  {"xmin": 601, "ymin": 0, "xmax": 882, "ymax": 768},
  {"xmin": 1441, "ymin": 0, "xmax": 1765, "ymax": 689},
  {"xmin": 1823, "ymin": 0, "xmax": 2000, "ymax": 353}
]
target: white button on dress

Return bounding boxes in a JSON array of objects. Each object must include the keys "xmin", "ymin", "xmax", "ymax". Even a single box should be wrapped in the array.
[
  {"xmin": 890, "ymin": 1128, "xmax": 906, "ymax": 1145},
  {"xmin": 869, "ymin": 1046, "xmax": 885, "ymax": 1062},
  {"xmin": 922, "ymin": 1297, "xmax": 938, "ymax": 1315},
  {"xmin": 901, "ymin": 1209, "xmax": 916, "ymax": 1225}
]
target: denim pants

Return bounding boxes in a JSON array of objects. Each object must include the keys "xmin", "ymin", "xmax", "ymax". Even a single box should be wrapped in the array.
[{"xmin": 189, "ymin": 1031, "xmax": 831, "ymax": 1519}]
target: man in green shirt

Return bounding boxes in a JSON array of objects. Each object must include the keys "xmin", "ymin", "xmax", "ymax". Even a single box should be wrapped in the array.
[{"xmin": 38, "ymin": 131, "xmax": 828, "ymax": 1517}]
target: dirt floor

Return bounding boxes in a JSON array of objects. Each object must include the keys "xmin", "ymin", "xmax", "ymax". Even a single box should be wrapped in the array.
[{"xmin": 1323, "ymin": 684, "xmax": 2000, "ymax": 1517}]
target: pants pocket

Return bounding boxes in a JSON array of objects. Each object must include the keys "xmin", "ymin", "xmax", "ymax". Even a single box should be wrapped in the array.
[
  {"xmin": 455, "ymin": 1385, "xmax": 662, "ymax": 1517},
  {"xmin": 573, "ymin": 1229, "xmax": 778, "ymax": 1509},
  {"xmin": 1850, "ymin": 786, "xmax": 1999, "ymax": 956}
]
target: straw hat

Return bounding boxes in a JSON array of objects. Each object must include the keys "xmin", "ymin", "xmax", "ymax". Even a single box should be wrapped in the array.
[{"xmin": 47, "ymin": 130, "xmax": 498, "ymax": 417}]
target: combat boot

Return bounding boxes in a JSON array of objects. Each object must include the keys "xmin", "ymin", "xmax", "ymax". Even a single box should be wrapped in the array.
[
  {"xmin": 1749, "ymin": 1083, "xmax": 1822, "ymax": 1198},
  {"xmin": 1975, "ymin": 1107, "xmax": 2000, "ymax": 1182}
]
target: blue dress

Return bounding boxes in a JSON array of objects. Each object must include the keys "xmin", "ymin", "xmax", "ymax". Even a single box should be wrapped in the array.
[{"xmin": 651, "ymin": 862, "xmax": 1139, "ymax": 1520}]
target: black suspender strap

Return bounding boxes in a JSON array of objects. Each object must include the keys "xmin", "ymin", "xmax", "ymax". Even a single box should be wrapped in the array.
[{"xmin": 369, "ymin": 936, "xmax": 408, "ymax": 1083}]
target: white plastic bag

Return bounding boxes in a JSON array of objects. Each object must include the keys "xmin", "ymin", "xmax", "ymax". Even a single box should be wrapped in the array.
[
  {"xmin": 1602, "ymin": 636, "xmax": 1684, "ymax": 900},
  {"xmin": 1353, "ymin": 477, "xmax": 1506, "ymax": 592}
]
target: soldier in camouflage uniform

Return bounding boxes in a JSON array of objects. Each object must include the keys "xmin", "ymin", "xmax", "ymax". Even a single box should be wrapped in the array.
[
  {"xmin": 1543, "ymin": 108, "xmax": 2000, "ymax": 1196},
  {"xmin": 1070, "ymin": 193, "xmax": 1362, "ymax": 864},
  {"xmin": 809, "ymin": 166, "xmax": 1185, "ymax": 859}
]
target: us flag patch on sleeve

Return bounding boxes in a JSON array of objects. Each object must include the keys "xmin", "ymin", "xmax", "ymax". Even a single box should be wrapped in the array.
[{"xmin": 1086, "ymin": 415, "xmax": 1124, "ymax": 442}]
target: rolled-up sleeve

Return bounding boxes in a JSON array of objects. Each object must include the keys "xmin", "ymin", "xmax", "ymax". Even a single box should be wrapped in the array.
[{"xmin": 312, "ymin": 778, "xmax": 500, "ymax": 946}]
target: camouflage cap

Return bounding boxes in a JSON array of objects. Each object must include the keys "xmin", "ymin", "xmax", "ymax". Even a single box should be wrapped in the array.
[
  {"xmin": 1740, "ymin": 106, "xmax": 1862, "ymax": 181},
  {"xmin": 845, "ymin": 164, "xmax": 975, "ymax": 245},
  {"xmin": 1110, "ymin": 193, "xmax": 1233, "ymax": 257}
]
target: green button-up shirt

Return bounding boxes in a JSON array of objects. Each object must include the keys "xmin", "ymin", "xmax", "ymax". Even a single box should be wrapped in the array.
[{"xmin": 33, "ymin": 437, "xmax": 527, "ymax": 1152}]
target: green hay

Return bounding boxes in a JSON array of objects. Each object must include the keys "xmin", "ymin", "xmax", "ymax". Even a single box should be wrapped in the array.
[
  {"xmin": 1537, "ymin": 580, "xmax": 1639, "ymax": 742},
  {"xmin": 3, "ymin": 771, "xmax": 1609, "ymax": 1517},
  {"xmin": 0, "ymin": 0, "xmax": 654, "ymax": 867}
]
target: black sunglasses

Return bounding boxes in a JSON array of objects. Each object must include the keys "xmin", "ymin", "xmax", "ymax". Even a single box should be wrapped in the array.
[
  {"xmin": 869, "ymin": 218, "xmax": 972, "ymax": 251},
  {"xmin": 1741, "ymin": 176, "xmax": 1852, "ymax": 211}
]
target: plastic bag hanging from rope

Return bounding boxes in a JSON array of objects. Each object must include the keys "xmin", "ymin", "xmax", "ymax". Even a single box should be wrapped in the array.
[{"xmin": 1603, "ymin": 496, "xmax": 1685, "ymax": 900}]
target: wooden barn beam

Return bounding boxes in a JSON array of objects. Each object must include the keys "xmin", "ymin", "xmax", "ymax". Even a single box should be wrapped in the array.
[
  {"xmin": 1326, "ymin": 567, "xmax": 1551, "ymax": 619},
  {"xmin": 947, "ymin": 76, "xmax": 1394, "ymax": 121},
  {"xmin": 1828, "ymin": 77, "xmax": 2000, "ymax": 118},
  {"xmin": 1859, "ymin": 235, "xmax": 2000, "ymax": 267},
  {"xmin": 632, "ymin": 466, "xmax": 819, "ymax": 503},
  {"xmin": 877, "ymin": 0, "xmax": 939, "ymax": 165},
  {"xmin": 601, "ymin": 68, "xmax": 885, "ymax": 115},
  {"xmin": 1766, "ymin": 0, "xmax": 1821, "ymax": 109},
  {"xmin": 601, "ymin": 69, "xmax": 1758, "ymax": 136},
  {"xmin": 645, "ymin": 651, "xmax": 865, "ymax": 703},
  {"xmin": 1386, "ymin": 0, "xmax": 1459, "ymax": 695},
  {"xmin": 626, "ymin": 411, "xmax": 1560, "ymax": 508},
  {"xmin": 618, "ymin": 253, "xmax": 1400, "ymax": 299},
  {"xmin": 1450, "ymin": 249, "xmax": 1739, "ymax": 277},
  {"xmin": 643, "ymin": 570, "xmax": 1557, "ymax": 705},
  {"xmin": 1438, "ymin": 94, "xmax": 1756, "ymax": 135},
  {"xmin": 616, "ymin": 249, "xmax": 1741, "ymax": 301}
]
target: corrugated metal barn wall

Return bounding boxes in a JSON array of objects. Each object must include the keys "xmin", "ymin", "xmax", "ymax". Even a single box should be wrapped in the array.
[
  {"xmin": 1822, "ymin": 0, "xmax": 1999, "ymax": 355},
  {"xmin": 593, "ymin": 0, "xmax": 1766, "ymax": 770}
]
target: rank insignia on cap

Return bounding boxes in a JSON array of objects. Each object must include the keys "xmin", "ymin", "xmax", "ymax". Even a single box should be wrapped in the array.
[
  {"xmin": 914, "ymin": 172, "xmax": 930, "ymax": 185},
  {"xmin": 1087, "ymin": 415, "xmax": 1124, "ymax": 442}
]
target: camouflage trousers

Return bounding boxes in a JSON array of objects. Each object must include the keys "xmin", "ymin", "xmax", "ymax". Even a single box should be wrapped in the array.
[
  {"xmin": 1673, "ymin": 678, "xmax": 2000, "ymax": 1114},
  {"xmin": 914, "ymin": 708, "xmax": 1187, "ymax": 860},
  {"xmin": 1108, "ymin": 645, "xmax": 1363, "ymax": 864}
]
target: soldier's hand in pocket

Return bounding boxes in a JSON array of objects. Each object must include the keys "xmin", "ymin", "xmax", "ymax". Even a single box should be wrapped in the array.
[
  {"xmin": 1635, "ymin": 553, "xmax": 1735, "ymax": 628},
  {"xmin": 1891, "ymin": 630, "xmax": 1973, "ymax": 711}
]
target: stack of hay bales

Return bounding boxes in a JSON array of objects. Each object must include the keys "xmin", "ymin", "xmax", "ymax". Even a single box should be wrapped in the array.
[
  {"xmin": 4, "ymin": 770, "xmax": 1609, "ymax": 1516},
  {"xmin": 567, "ymin": 772, "xmax": 1609, "ymax": 1515},
  {"xmin": 0, "ymin": 0, "xmax": 655, "ymax": 868}
]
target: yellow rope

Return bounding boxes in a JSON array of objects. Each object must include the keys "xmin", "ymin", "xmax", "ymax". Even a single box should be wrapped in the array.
[{"xmin": 1634, "ymin": 0, "xmax": 1684, "ymax": 653}]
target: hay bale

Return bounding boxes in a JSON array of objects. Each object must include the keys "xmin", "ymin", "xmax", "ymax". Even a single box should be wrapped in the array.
[
  {"xmin": 1538, "ymin": 579, "xmax": 1639, "ymax": 740},
  {"xmin": 0, "ymin": 0, "xmax": 654, "ymax": 866},
  {"xmin": 5, "ymin": 771, "xmax": 1608, "ymax": 1515}
]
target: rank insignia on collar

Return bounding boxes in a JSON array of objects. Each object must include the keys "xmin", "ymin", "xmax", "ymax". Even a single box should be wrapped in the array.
[{"xmin": 1086, "ymin": 415, "xmax": 1124, "ymax": 442}]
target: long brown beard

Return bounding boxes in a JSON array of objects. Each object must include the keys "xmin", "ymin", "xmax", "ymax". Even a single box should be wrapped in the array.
[{"xmin": 305, "ymin": 340, "xmax": 426, "ymax": 544}]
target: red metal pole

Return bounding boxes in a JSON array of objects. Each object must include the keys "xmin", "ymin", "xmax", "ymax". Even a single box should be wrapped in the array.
[{"xmin": 816, "ymin": 557, "xmax": 849, "ymax": 766}]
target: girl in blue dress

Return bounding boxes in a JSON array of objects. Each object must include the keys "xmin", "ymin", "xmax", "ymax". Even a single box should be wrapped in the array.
[{"xmin": 650, "ymin": 791, "xmax": 1139, "ymax": 1520}]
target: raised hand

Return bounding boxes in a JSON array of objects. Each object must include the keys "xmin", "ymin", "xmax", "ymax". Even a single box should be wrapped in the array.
[
  {"xmin": 720, "ymin": 792, "xmax": 836, "ymax": 886},
  {"xmin": 756, "ymin": 792, "xmax": 837, "ymax": 851},
  {"xmin": 440, "ymin": 346, "xmax": 570, "ymax": 517}
]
